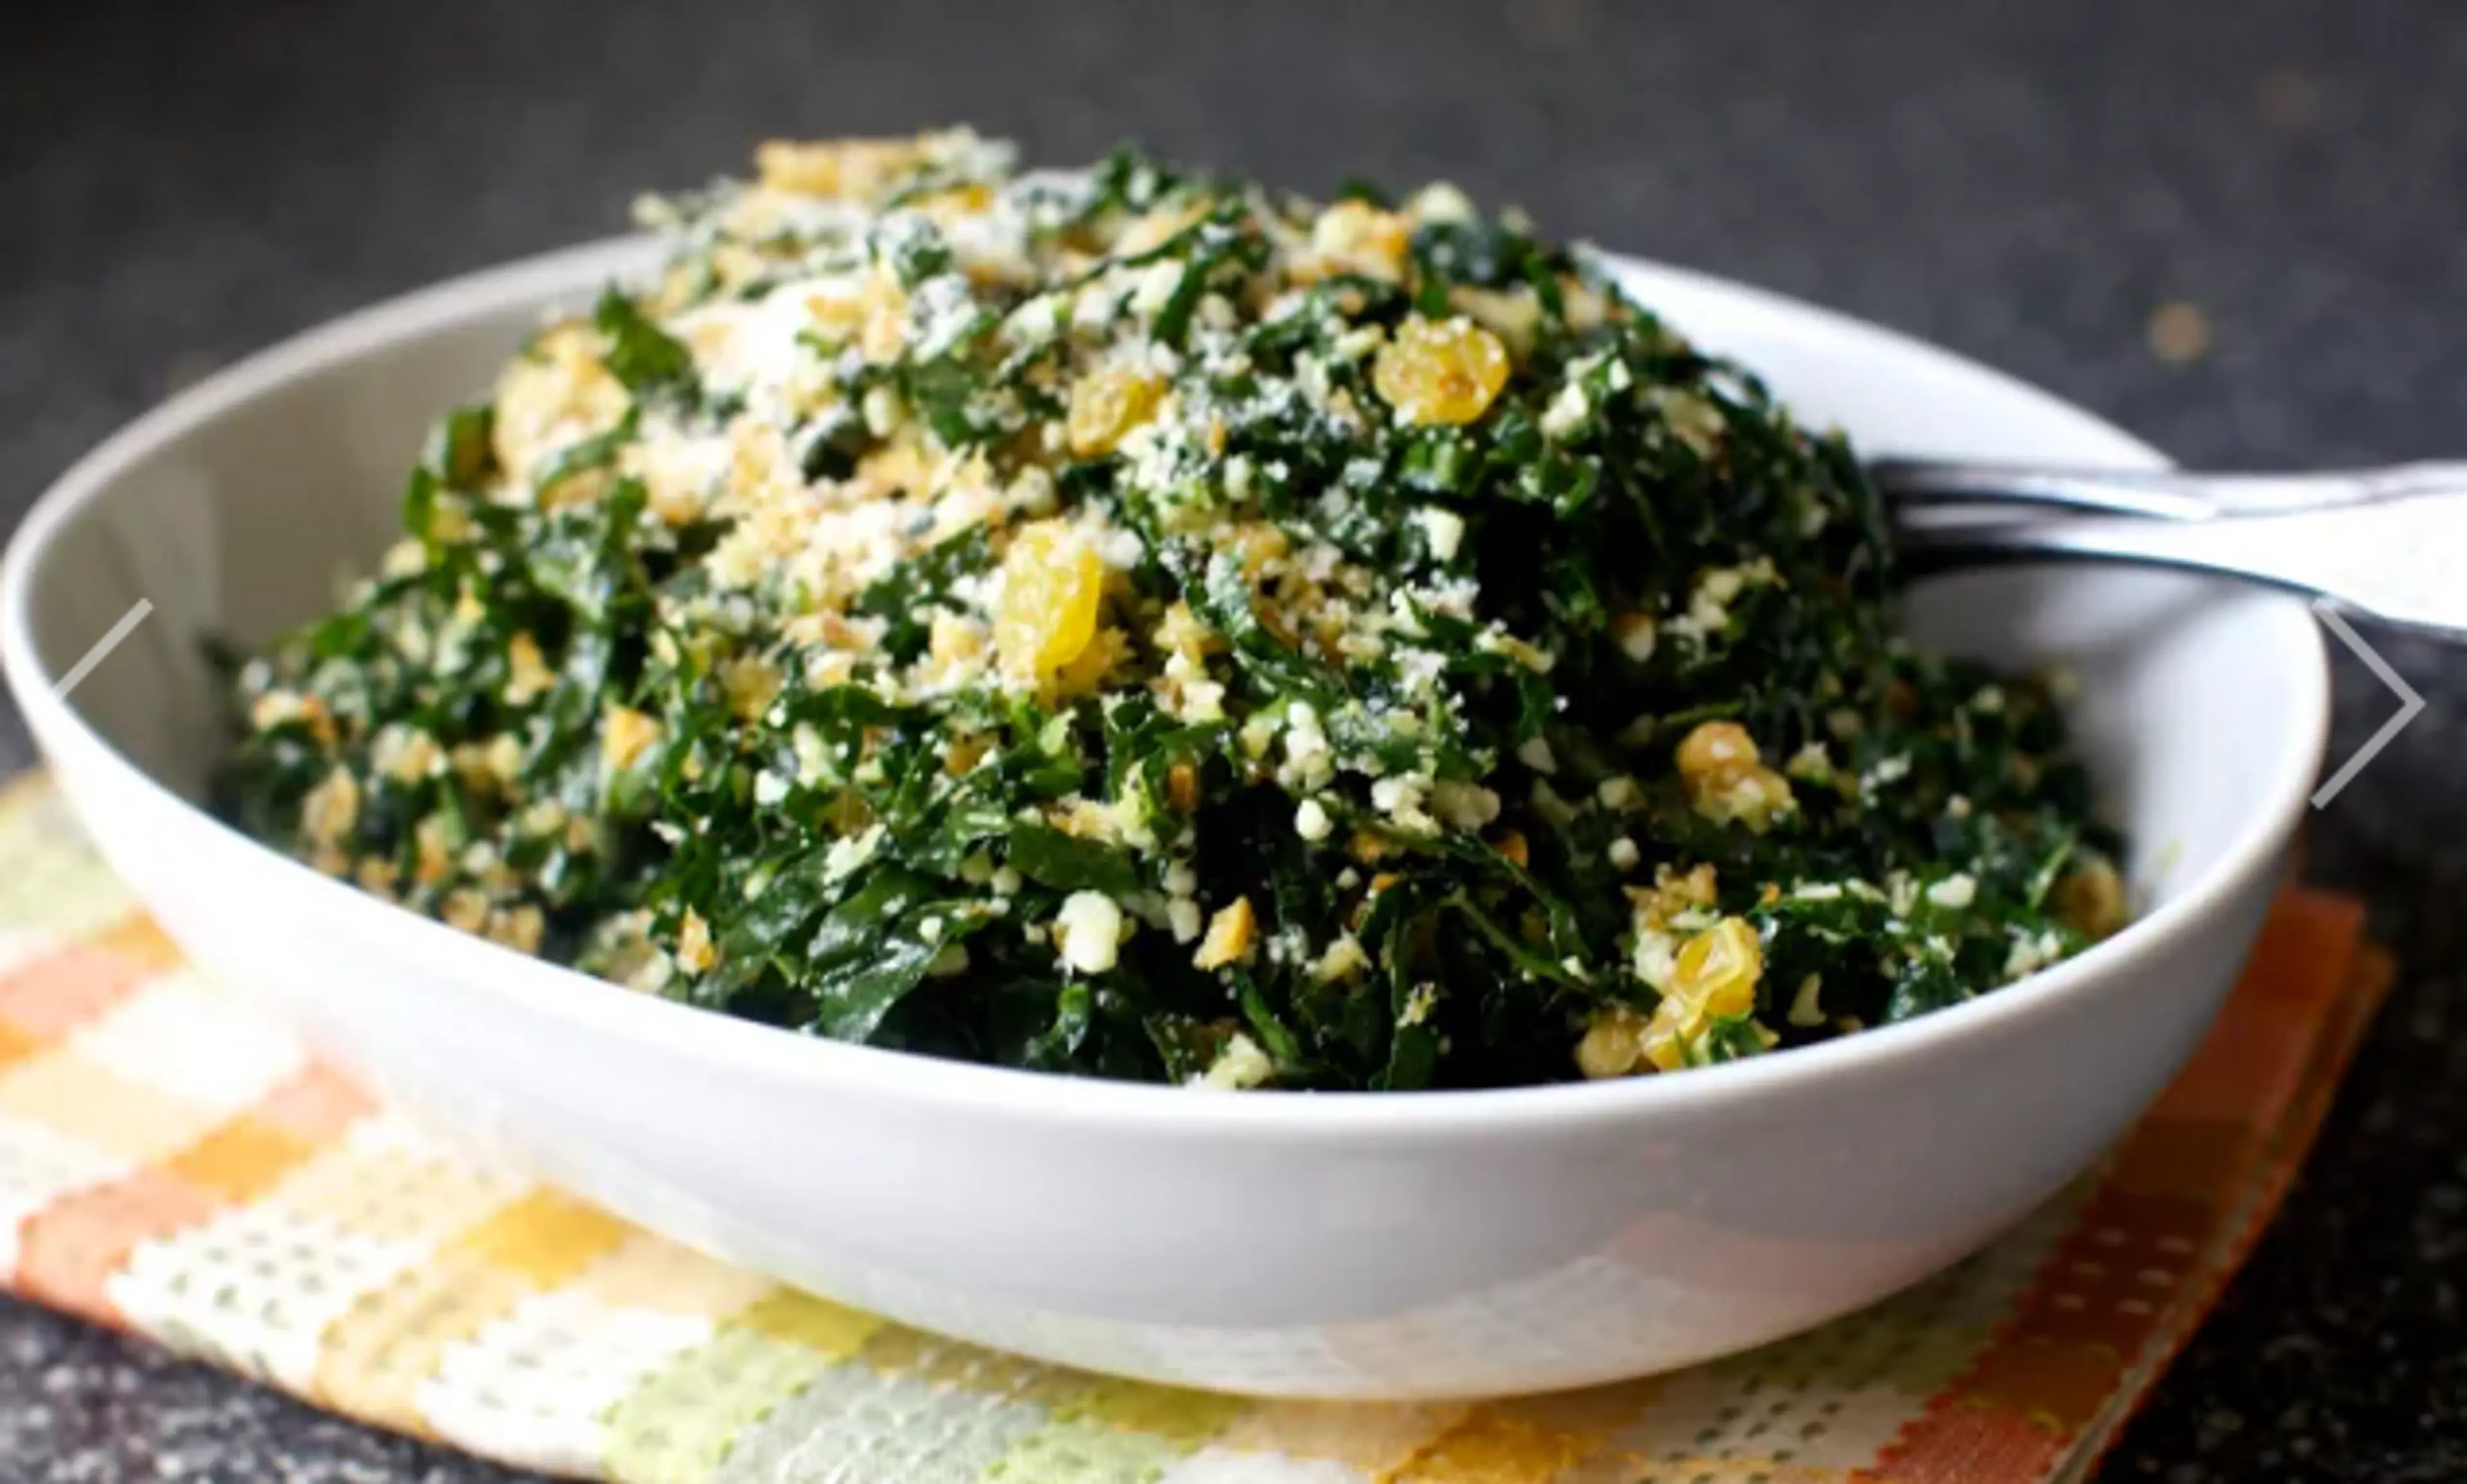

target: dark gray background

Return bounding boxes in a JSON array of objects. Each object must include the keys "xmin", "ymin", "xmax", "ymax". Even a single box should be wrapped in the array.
[{"xmin": 4, "ymin": 1, "xmax": 2464, "ymax": 1479}]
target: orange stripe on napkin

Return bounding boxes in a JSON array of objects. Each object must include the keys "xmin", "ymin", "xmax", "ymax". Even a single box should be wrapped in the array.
[
  {"xmin": 0, "ymin": 939, "xmax": 152, "ymax": 1039},
  {"xmin": 2144, "ymin": 891, "xmax": 2364, "ymax": 1129},
  {"xmin": 1866, "ymin": 885, "xmax": 2374, "ymax": 1482},
  {"xmin": 2060, "ymin": 943, "xmax": 2396, "ymax": 1476},
  {"xmin": 13, "ymin": 1061, "xmax": 356, "ymax": 1320},
  {"xmin": 248, "ymin": 1064, "xmax": 381, "ymax": 1142},
  {"xmin": 14, "ymin": 1167, "xmax": 220, "ymax": 1322},
  {"xmin": 0, "ymin": 1020, "xmax": 39, "ymax": 1076},
  {"xmin": 1865, "ymin": 1400, "xmax": 2069, "ymax": 1484}
]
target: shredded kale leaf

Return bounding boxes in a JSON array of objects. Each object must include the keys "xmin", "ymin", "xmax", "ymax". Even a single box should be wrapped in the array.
[{"xmin": 216, "ymin": 132, "xmax": 2126, "ymax": 1091}]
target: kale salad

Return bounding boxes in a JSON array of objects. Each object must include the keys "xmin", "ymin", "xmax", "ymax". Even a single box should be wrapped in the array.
[{"xmin": 218, "ymin": 130, "xmax": 2127, "ymax": 1091}]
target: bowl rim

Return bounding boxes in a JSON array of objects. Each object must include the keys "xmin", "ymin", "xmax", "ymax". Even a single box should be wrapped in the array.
[{"xmin": 0, "ymin": 234, "xmax": 2331, "ymax": 1140}]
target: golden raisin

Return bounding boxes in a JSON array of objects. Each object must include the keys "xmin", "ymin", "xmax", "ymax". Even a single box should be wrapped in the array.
[
  {"xmin": 1675, "ymin": 720, "xmax": 1760, "ymax": 781},
  {"xmin": 1166, "ymin": 762, "xmax": 1201, "ymax": 813},
  {"xmin": 1576, "ymin": 1004, "xmax": 1649, "ymax": 1080},
  {"xmin": 1639, "ymin": 1002, "xmax": 1694, "ymax": 1073},
  {"xmin": 1693, "ymin": 763, "xmax": 1797, "ymax": 833},
  {"xmin": 1066, "ymin": 368, "xmax": 1166, "ymax": 456},
  {"xmin": 1371, "ymin": 315, "xmax": 1511, "ymax": 425},
  {"xmin": 995, "ymin": 521, "xmax": 1106, "ymax": 681},
  {"xmin": 1676, "ymin": 720, "xmax": 1795, "ymax": 832},
  {"xmin": 1610, "ymin": 612, "xmax": 1659, "ymax": 663},
  {"xmin": 1672, "ymin": 917, "xmax": 1764, "ymax": 1020},
  {"xmin": 2055, "ymin": 860, "xmax": 2128, "ymax": 939}
]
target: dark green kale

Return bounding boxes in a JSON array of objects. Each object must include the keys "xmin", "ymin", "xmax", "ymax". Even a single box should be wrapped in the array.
[{"xmin": 217, "ymin": 137, "xmax": 2125, "ymax": 1092}]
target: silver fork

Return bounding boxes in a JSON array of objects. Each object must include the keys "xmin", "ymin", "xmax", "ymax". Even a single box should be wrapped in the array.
[{"xmin": 1875, "ymin": 459, "xmax": 2467, "ymax": 641}]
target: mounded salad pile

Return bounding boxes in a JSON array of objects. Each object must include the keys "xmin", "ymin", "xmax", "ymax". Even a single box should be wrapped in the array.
[{"xmin": 220, "ymin": 130, "xmax": 2126, "ymax": 1090}]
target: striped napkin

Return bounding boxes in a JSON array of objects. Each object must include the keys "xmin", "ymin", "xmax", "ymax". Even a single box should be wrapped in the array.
[{"xmin": 0, "ymin": 773, "xmax": 2383, "ymax": 1483}]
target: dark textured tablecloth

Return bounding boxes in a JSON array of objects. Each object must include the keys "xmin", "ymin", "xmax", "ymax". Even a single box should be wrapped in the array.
[{"xmin": 4, "ymin": 1, "xmax": 2464, "ymax": 1478}]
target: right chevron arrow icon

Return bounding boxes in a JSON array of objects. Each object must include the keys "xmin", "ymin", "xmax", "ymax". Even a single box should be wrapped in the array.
[{"xmin": 2310, "ymin": 599, "xmax": 2425, "ymax": 808}]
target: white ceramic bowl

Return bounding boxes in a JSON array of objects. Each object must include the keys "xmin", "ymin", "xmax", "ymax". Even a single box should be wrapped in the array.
[{"xmin": 0, "ymin": 238, "xmax": 2327, "ymax": 1399}]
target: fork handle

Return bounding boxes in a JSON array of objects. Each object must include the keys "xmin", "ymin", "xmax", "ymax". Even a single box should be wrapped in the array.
[
  {"xmin": 1895, "ymin": 485, "xmax": 2467, "ymax": 641},
  {"xmin": 1873, "ymin": 457, "xmax": 2467, "ymax": 521}
]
